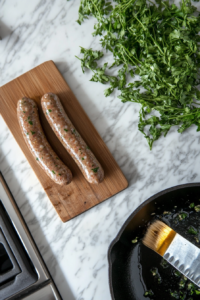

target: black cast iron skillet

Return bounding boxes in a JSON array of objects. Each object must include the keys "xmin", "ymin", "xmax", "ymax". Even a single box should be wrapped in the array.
[{"xmin": 108, "ymin": 183, "xmax": 200, "ymax": 300}]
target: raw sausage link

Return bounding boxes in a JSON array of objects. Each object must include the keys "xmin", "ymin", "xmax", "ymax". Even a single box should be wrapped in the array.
[
  {"xmin": 17, "ymin": 97, "xmax": 72, "ymax": 185},
  {"xmin": 41, "ymin": 93, "xmax": 104, "ymax": 184}
]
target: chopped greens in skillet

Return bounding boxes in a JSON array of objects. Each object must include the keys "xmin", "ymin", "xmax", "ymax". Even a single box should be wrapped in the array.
[{"xmin": 131, "ymin": 202, "xmax": 200, "ymax": 299}]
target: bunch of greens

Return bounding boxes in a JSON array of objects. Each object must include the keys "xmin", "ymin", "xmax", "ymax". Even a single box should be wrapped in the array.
[{"xmin": 76, "ymin": 0, "xmax": 200, "ymax": 149}]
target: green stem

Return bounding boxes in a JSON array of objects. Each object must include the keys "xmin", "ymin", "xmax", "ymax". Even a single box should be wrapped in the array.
[
  {"xmin": 168, "ymin": 112, "xmax": 198, "ymax": 120},
  {"xmin": 131, "ymin": 14, "xmax": 164, "ymax": 55},
  {"xmin": 119, "ymin": 44, "xmax": 142, "ymax": 65},
  {"xmin": 90, "ymin": 0, "xmax": 102, "ymax": 20},
  {"xmin": 120, "ymin": 0, "xmax": 137, "ymax": 12}
]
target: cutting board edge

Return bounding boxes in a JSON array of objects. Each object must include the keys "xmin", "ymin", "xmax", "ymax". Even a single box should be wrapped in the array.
[
  {"xmin": 0, "ymin": 60, "xmax": 54, "ymax": 90},
  {"xmin": 62, "ymin": 179, "xmax": 129, "ymax": 223}
]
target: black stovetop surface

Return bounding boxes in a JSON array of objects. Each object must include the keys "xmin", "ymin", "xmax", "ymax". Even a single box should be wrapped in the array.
[{"xmin": 0, "ymin": 242, "xmax": 13, "ymax": 274}]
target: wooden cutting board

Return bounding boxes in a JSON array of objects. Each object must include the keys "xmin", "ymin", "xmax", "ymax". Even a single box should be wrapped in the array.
[{"xmin": 0, "ymin": 61, "xmax": 128, "ymax": 222}]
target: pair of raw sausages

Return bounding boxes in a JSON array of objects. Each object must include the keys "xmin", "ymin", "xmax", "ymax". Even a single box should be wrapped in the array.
[{"xmin": 17, "ymin": 93, "xmax": 104, "ymax": 185}]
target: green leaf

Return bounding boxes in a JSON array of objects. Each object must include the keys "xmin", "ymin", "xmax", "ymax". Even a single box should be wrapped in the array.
[
  {"xmin": 91, "ymin": 167, "xmax": 99, "ymax": 173},
  {"xmin": 195, "ymin": 290, "xmax": 200, "ymax": 295},
  {"xmin": 188, "ymin": 225, "xmax": 198, "ymax": 235},
  {"xmin": 195, "ymin": 205, "xmax": 200, "ymax": 212},
  {"xmin": 132, "ymin": 237, "xmax": 138, "ymax": 243}
]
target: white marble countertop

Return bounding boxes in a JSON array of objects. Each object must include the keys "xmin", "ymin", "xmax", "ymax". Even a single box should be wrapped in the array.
[{"xmin": 0, "ymin": 1, "xmax": 200, "ymax": 299}]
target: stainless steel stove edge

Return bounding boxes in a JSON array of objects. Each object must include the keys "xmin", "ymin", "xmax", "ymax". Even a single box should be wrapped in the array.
[{"xmin": 0, "ymin": 172, "xmax": 62, "ymax": 300}]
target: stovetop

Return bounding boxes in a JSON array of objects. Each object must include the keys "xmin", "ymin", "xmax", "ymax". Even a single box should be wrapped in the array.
[{"xmin": 0, "ymin": 172, "xmax": 62, "ymax": 300}]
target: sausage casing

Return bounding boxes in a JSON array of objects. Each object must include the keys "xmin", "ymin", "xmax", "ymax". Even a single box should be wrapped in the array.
[
  {"xmin": 41, "ymin": 93, "xmax": 104, "ymax": 184},
  {"xmin": 17, "ymin": 97, "xmax": 72, "ymax": 185}
]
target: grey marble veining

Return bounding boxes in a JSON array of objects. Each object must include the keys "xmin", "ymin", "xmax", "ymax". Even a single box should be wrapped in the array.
[{"xmin": 0, "ymin": 0, "xmax": 200, "ymax": 299}]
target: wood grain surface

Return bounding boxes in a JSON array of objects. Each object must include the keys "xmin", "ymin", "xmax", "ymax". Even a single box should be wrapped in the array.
[{"xmin": 0, "ymin": 61, "xmax": 128, "ymax": 222}]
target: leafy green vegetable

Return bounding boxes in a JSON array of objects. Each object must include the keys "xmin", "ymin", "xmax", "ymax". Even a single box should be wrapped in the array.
[
  {"xmin": 187, "ymin": 282, "xmax": 200, "ymax": 296},
  {"xmin": 187, "ymin": 282, "xmax": 194, "ymax": 290},
  {"xmin": 77, "ymin": 0, "xmax": 113, "ymax": 25},
  {"xmin": 188, "ymin": 225, "xmax": 198, "ymax": 235},
  {"xmin": 179, "ymin": 290, "xmax": 187, "ymax": 300},
  {"xmin": 160, "ymin": 258, "xmax": 169, "ymax": 268},
  {"xmin": 91, "ymin": 167, "xmax": 99, "ymax": 173},
  {"xmin": 76, "ymin": 0, "xmax": 200, "ymax": 149},
  {"xmin": 150, "ymin": 267, "xmax": 162, "ymax": 283},
  {"xmin": 170, "ymin": 290, "xmax": 179, "ymax": 299},
  {"xmin": 194, "ymin": 205, "xmax": 200, "ymax": 212},
  {"xmin": 179, "ymin": 276, "xmax": 187, "ymax": 289},
  {"xmin": 132, "ymin": 237, "xmax": 138, "ymax": 243},
  {"xmin": 178, "ymin": 212, "xmax": 188, "ymax": 221},
  {"xmin": 174, "ymin": 270, "xmax": 181, "ymax": 277},
  {"xmin": 144, "ymin": 289, "xmax": 154, "ymax": 297},
  {"xmin": 196, "ymin": 290, "xmax": 200, "ymax": 295},
  {"xmin": 75, "ymin": 47, "xmax": 104, "ymax": 73},
  {"xmin": 76, "ymin": 48, "xmax": 119, "ymax": 96}
]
